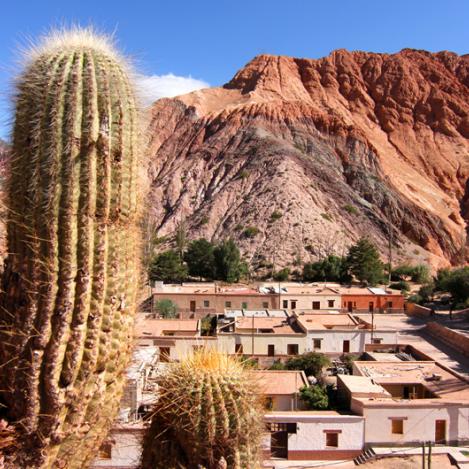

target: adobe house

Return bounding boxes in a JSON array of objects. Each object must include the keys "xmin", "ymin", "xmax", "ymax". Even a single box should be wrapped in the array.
[
  {"xmin": 294, "ymin": 313, "xmax": 398, "ymax": 354},
  {"xmin": 264, "ymin": 411, "xmax": 364, "ymax": 460},
  {"xmin": 338, "ymin": 360, "xmax": 469, "ymax": 446},
  {"xmin": 255, "ymin": 370, "xmax": 309, "ymax": 411},
  {"xmin": 217, "ymin": 315, "xmax": 308, "ymax": 358},
  {"xmin": 152, "ymin": 282, "xmax": 278, "ymax": 318},
  {"xmin": 338, "ymin": 286, "xmax": 405, "ymax": 313}
]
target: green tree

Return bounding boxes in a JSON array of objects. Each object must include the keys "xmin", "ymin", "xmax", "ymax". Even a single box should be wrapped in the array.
[
  {"xmin": 345, "ymin": 238, "xmax": 384, "ymax": 285},
  {"xmin": 299, "ymin": 385, "xmax": 329, "ymax": 410},
  {"xmin": 303, "ymin": 255, "xmax": 347, "ymax": 282},
  {"xmin": 273, "ymin": 267, "xmax": 290, "ymax": 281},
  {"xmin": 149, "ymin": 250, "xmax": 188, "ymax": 283},
  {"xmin": 285, "ymin": 352, "xmax": 331, "ymax": 378},
  {"xmin": 214, "ymin": 239, "xmax": 242, "ymax": 282},
  {"xmin": 184, "ymin": 238, "xmax": 215, "ymax": 279},
  {"xmin": 155, "ymin": 299, "xmax": 177, "ymax": 318},
  {"xmin": 445, "ymin": 267, "xmax": 469, "ymax": 306}
]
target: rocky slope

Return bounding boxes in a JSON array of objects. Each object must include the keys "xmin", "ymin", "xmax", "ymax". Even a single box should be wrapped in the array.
[{"xmin": 147, "ymin": 50, "xmax": 469, "ymax": 272}]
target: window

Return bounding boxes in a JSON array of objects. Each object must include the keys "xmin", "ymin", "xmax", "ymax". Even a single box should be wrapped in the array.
[
  {"xmin": 328, "ymin": 300, "xmax": 335, "ymax": 308},
  {"xmin": 312, "ymin": 301, "xmax": 320, "ymax": 310},
  {"xmin": 262, "ymin": 302, "xmax": 269, "ymax": 309},
  {"xmin": 98, "ymin": 441, "xmax": 113, "ymax": 459},
  {"xmin": 291, "ymin": 300, "xmax": 297, "ymax": 310},
  {"xmin": 372, "ymin": 338, "xmax": 382, "ymax": 344},
  {"xmin": 387, "ymin": 301, "xmax": 393, "ymax": 309},
  {"xmin": 242, "ymin": 302, "xmax": 248, "ymax": 309},
  {"xmin": 391, "ymin": 419, "xmax": 404, "ymax": 434},
  {"xmin": 325, "ymin": 432, "xmax": 339, "ymax": 447},
  {"xmin": 313, "ymin": 339, "xmax": 322, "ymax": 350},
  {"xmin": 225, "ymin": 301, "xmax": 232, "ymax": 308},
  {"xmin": 203, "ymin": 300, "xmax": 210, "ymax": 307},
  {"xmin": 282, "ymin": 300, "xmax": 288, "ymax": 309},
  {"xmin": 287, "ymin": 344, "xmax": 299, "ymax": 355}
]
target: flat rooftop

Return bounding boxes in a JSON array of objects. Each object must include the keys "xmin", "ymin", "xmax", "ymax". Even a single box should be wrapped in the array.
[
  {"xmin": 234, "ymin": 317, "xmax": 303, "ymax": 334},
  {"xmin": 354, "ymin": 361, "xmax": 469, "ymax": 400},
  {"xmin": 296, "ymin": 313, "xmax": 359, "ymax": 330},
  {"xmin": 135, "ymin": 319, "xmax": 199, "ymax": 337}
]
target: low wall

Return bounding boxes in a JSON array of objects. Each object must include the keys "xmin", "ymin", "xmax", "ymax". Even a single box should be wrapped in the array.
[
  {"xmin": 425, "ymin": 322, "xmax": 469, "ymax": 358},
  {"xmin": 406, "ymin": 303, "xmax": 432, "ymax": 319}
]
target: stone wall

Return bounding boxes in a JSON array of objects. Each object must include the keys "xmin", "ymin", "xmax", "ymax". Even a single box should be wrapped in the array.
[{"xmin": 425, "ymin": 322, "xmax": 469, "ymax": 358}]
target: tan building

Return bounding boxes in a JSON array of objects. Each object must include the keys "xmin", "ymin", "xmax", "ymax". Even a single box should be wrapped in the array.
[
  {"xmin": 294, "ymin": 313, "xmax": 398, "ymax": 354},
  {"xmin": 217, "ymin": 316, "xmax": 307, "ymax": 357},
  {"xmin": 338, "ymin": 359, "xmax": 469, "ymax": 446},
  {"xmin": 152, "ymin": 282, "xmax": 278, "ymax": 317}
]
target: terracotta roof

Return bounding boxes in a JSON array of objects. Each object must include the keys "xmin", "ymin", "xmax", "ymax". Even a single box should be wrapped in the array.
[{"xmin": 254, "ymin": 370, "xmax": 308, "ymax": 395}]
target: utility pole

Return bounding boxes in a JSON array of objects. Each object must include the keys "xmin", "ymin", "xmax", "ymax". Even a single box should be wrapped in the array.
[
  {"xmin": 427, "ymin": 441, "xmax": 432, "ymax": 469},
  {"xmin": 251, "ymin": 313, "xmax": 255, "ymax": 357}
]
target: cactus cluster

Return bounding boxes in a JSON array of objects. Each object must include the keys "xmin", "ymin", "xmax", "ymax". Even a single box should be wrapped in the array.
[
  {"xmin": 0, "ymin": 28, "xmax": 141, "ymax": 468},
  {"xmin": 141, "ymin": 349, "xmax": 264, "ymax": 469}
]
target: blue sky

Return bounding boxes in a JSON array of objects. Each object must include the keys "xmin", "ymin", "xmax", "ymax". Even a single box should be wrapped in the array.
[{"xmin": 0, "ymin": 0, "xmax": 468, "ymax": 140}]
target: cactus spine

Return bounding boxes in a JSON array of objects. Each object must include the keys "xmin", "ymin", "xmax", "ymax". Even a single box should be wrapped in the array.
[
  {"xmin": 0, "ymin": 28, "xmax": 141, "ymax": 468},
  {"xmin": 141, "ymin": 350, "xmax": 264, "ymax": 469}
]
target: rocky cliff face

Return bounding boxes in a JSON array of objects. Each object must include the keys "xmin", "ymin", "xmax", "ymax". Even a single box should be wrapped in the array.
[{"xmin": 148, "ymin": 49, "xmax": 469, "ymax": 272}]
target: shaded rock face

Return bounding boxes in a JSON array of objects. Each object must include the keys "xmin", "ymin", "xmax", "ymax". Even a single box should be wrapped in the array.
[{"xmin": 149, "ymin": 49, "xmax": 469, "ymax": 272}]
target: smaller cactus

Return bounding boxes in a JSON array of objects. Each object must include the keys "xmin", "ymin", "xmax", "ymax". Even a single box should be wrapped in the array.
[{"xmin": 141, "ymin": 350, "xmax": 264, "ymax": 469}]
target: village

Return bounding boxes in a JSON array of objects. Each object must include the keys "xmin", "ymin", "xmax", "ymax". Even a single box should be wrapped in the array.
[{"xmin": 92, "ymin": 279, "xmax": 469, "ymax": 468}]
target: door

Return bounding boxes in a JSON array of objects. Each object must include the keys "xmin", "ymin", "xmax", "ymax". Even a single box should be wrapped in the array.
[
  {"xmin": 270, "ymin": 431, "xmax": 288, "ymax": 458},
  {"xmin": 235, "ymin": 343, "xmax": 243, "ymax": 354},
  {"xmin": 343, "ymin": 340, "xmax": 350, "ymax": 353},
  {"xmin": 435, "ymin": 420, "xmax": 446, "ymax": 443},
  {"xmin": 347, "ymin": 301, "xmax": 353, "ymax": 312},
  {"xmin": 190, "ymin": 300, "xmax": 196, "ymax": 312},
  {"xmin": 268, "ymin": 344, "xmax": 275, "ymax": 357},
  {"xmin": 159, "ymin": 347, "xmax": 171, "ymax": 362},
  {"xmin": 369, "ymin": 301, "xmax": 374, "ymax": 312}
]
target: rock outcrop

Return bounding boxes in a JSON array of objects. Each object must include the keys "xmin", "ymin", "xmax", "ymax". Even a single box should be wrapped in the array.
[{"xmin": 147, "ymin": 50, "xmax": 469, "ymax": 272}]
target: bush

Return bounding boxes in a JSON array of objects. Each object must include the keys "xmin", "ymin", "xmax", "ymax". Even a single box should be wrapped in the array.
[
  {"xmin": 154, "ymin": 299, "xmax": 177, "ymax": 318},
  {"xmin": 273, "ymin": 268, "xmax": 290, "ymax": 281},
  {"xmin": 270, "ymin": 210, "xmax": 283, "ymax": 221},
  {"xmin": 299, "ymin": 385, "xmax": 329, "ymax": 410},
  {"xmin": 321, "ymin": 212, "xmax": 333, "ymax": 222},
  {"xmin": 343, "ymin": 204, "xmax": 358, "ymax": 215},
  {"xmin": 389, "ymin": 280, "xmax": 411, "ymax": 292},
  {"xmin": 268, "ymin": 360, "xmax": 286, "ymax": 370},
  {"xmin": 285, "ymin": 352, "xmax": 331, "ymax": 378},
  {"xmin": 243, "ymin": 226, "xmax": 260, "ymax": 238}
]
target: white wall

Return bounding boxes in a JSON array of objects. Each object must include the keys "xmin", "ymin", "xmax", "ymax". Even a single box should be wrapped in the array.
[
  {"xmin": 307, "ymin": 330, "xmax": 397, "ymax": 353},
  {"xmin": 217, "ymin": 334, "xmax": 308, "ymax": 356},
  {"xmin": 360, "ymin": 403, "xmax": 469, "ymax": 444},
  {"xmin": 266, "ymin": 414, "xmax": 364, "ymax": 451}
]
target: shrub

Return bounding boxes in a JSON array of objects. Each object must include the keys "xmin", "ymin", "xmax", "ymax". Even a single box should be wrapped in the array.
[
  {"xmin": 299, "ymin": 385, "xmax": 329, "ymax": 410},
  {"xmin": 243, "ymin": 226, "xmax": 260, "ymax": 238},
  {"xmin": 154, "ymin": 299, "xmax": 177, "ymax": 318},
  {"xmin": 343, "ymin": 204, "xmax": 358, "ymax": 215},
  {"xmin": 273, "ymin": 267, "xmax": 290, "ymax": 281},
  {"xmin": 270, "ymin": 210, "xmax": 283, "ymax": 221},
  {"xmin": 285, "ymin": 352, "xmax": 331, "ymax": 378},
  {"xmin": 389, "ymin": 281, "xmax": 411, "ymax": 292},
  {"xmin": 321, "ymin": 212, "xmax": 333, "ymax": 222}
]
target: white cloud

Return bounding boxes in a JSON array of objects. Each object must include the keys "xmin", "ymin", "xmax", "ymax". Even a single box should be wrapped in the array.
[{"xmin": 135, "ymin": 73, "xmax": 209, "ymax": 106}]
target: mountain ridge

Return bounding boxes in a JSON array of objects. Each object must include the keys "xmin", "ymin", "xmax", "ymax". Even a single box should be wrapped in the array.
[{"xmin": 146, "ymin": 48, "xmax": 469, "ymax": 272}]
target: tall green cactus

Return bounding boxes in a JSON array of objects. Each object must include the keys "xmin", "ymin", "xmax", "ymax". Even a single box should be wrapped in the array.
[
  {"xmin": 0, "ymin": 28, "xmax": 141, "ymax": 468},
  {"xmin": 141, "ymin": 350, "xmax": 264, "ymax": 469}
]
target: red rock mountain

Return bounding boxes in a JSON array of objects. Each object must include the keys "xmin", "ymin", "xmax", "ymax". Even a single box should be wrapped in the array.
[{"xmin": 150, "ymin": 50, "xmax": 467, "ymax": 271}]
